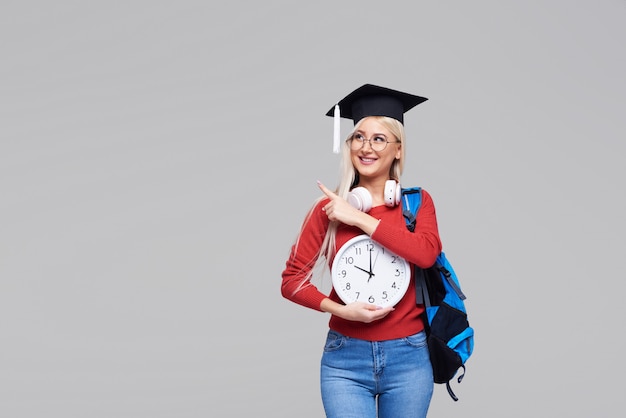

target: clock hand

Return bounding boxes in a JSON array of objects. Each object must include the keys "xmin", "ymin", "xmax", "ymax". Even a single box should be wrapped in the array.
[
  {"xmin": 354, "ymin": 265, "xmax": 372, "ymax": 275},
  {"xmin": 367, "ymin": 250, "xmax": 382, "ymax": 283},
  {"xmin": 367, "ymin": 249, "xmax": 375, "ymax": 282}
]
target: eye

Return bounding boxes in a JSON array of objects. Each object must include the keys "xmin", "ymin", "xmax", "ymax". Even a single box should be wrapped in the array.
[
  {"xmin": 353, "ymin": 133, "xmax": 365, "ymax": 141},
  {"xmin": 372, "ymin": 136, "xmax": 387, "ymax": 144}
]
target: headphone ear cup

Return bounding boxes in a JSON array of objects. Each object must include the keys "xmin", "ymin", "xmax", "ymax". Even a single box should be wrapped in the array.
[
  {"xmin": 348, "ymin": 187, "xmax": 372, "ymax": 212},
  {"xmin": 394, "ymin": 182, "xmax": 401, "ymax": 206},
  {"xmin": 384, "ymin": 180, "xmax": 401, "ymax": 207}
]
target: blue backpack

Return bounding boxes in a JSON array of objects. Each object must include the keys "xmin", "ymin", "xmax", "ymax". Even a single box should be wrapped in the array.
[{"xmin": 401, "ymin": 187, "xmax": 474, "ymax": 401}]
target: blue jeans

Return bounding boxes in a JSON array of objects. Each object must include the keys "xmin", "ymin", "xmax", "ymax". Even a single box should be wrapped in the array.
[{"xmin": 320, "ymin": 330, "xmax": 433, "ymax": 418}]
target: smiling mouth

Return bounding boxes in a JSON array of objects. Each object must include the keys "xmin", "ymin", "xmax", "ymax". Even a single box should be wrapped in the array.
[{"xmin": 359, "ymin": 157, "xmax": 377, "ymax": 163}]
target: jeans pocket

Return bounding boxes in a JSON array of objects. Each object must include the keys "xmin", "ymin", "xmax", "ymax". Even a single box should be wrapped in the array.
[
  {"xmin": 403, "ymin": 330, "xmax": 428, "ymax": 348},
  {"xmin": 323, "ymin": 330, "xmax": 346, "ymax": 352}
]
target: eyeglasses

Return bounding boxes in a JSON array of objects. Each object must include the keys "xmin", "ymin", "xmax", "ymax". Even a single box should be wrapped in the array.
[{"xmin": 347, "ymin": 133, "xmax": 400, "ymax": 152}]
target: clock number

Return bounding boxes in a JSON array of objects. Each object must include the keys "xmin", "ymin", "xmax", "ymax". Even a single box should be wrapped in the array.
[
  {"xmin": 366, "ymin": 243, "xmax": 374, "ymax": 251},
  {"xmin": 368, "ymin": 295, "xmax": 375, "ymax": 304},
  {"xmin": 391, "ymin": 255, "xmax": 398, "ymax": 263},
  {"xmin": 382, "ymin": 291, "xmax": 388, "ymax": 300},
  {"xmin": 340, "ymin": 269, "xmax": 347, "ymax": 278},
  {"xmin": 391, "ymin": 282, "xmax": 397, "ymax": 289},
  {"xmin": 395, "ymin": 269, "xmax": 401, "ymax": 277},
  {"xmin": 344, "ymin": 256, "xmax": 354, "ymax": 264},
  {"xmin": 345, "ymin": 282, "xmax": 351, "ymax": 290},
  {"xmin": 354, "ymin": 247, "xmax": 362, "ymax": 255},
  {"xmin": 355, "ymin": 291, "xmax": 360, "ymax": 300}
]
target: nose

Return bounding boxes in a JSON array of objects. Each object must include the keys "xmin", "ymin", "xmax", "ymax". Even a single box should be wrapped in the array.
[{"xmin": 361, "ymin": 139, "xmax": 374, "ymax": 152}]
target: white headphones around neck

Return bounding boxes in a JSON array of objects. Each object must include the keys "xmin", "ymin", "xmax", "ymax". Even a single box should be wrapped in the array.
[{"xmin": 347, "ymin": 180, "xmax": 401, "ymax": 212}]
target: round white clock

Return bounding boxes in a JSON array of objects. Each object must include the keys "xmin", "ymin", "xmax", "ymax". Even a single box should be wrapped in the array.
[{"xmin": 331, "ymin": 234, "xmax": 411, "ymax": 308}]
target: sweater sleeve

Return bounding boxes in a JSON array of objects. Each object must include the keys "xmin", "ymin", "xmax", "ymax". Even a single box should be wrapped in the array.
[
  {"xmin": 280, "ymin": 199, "xmax": 331, "ymax": 311},
  {"xmin": 371, "ymin": 189, "xmax": 442, "ymax": 268}
]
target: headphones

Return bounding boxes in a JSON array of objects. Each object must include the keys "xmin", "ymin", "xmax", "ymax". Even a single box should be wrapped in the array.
[{"xmin": 347, "ymin": 180, "xmax": 401, "ymax": 212}]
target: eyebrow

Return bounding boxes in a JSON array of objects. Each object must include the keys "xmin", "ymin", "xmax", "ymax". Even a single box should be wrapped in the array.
[{"xmin": 355, "ymin": 129, "xmax": 387, "ymax": 137}]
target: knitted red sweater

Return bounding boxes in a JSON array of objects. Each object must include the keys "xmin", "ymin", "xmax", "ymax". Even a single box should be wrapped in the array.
[{"xmin": 281, "ymin": 189, "xmax": 442, "ymax": 341}]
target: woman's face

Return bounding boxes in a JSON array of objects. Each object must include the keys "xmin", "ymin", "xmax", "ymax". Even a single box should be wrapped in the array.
[{"xmin": 350, "ymin": 117, "xmax": 401, "ymax": 181}]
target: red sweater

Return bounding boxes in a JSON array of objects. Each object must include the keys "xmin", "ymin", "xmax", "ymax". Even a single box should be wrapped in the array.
[{"xmin": 281, "ymin": 189, "xmax": 442, "ymax": 341}]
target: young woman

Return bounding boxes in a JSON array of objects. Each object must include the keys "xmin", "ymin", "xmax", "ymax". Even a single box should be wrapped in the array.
[{"xmin": 281, "ymin": 84, "xmax": 442, "ymax": 418}]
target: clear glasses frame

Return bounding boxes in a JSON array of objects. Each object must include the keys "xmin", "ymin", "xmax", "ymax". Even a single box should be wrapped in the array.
[{"xmin": 347, "ymin": 133, "xmax": 401, "ymax": 152}]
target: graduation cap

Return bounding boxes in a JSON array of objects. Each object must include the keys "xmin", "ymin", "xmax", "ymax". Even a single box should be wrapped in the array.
[{"xmin": 326, "ymin": 84, "xmax": 428, "ymax": 153}]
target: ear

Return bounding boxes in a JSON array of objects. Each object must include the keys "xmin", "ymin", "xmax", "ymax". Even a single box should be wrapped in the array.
[{"xmin": 395, "ymin": 144, "xmax": 402, "ymax": 160}]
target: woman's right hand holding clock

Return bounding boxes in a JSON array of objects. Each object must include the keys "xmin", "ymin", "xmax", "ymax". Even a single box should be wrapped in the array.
[{"xmin": 320, "ymin": 298, "xmax": 395, "ymax": 323}]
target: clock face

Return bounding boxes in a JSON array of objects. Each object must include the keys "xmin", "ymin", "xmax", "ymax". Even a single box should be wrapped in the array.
[{"xmin": 331, "ymin": 234, "xmax": 411, "ymax": 308}]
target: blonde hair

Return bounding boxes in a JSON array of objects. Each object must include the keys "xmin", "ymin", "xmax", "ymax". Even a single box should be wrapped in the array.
[{"xmin": 291, "ymin": 116, "xmax": 406, "ymax": 293}]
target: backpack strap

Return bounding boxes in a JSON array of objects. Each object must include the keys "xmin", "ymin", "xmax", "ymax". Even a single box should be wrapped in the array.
[
  {"xmin": 447, "ymin": 366, "xmax": 466, "ymax": 401},
  {"xmin": 436, "ymin": 260, "xmax": 467, "ymax": 301},
  {"xmin": 401, "ymin": 187, "xmax": 422, "ymax": 232},
  {"xmin": 414, "ymin": 267, "xmax": 431, "ymax": 307},
  {"xmin": 401, "ymin": 187, "xmax": 429, "ymax": 305}
]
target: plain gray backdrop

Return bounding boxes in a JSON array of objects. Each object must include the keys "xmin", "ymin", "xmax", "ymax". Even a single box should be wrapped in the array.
[{"xmin": 2, "ymin": 1, "xmax": 625, "ymax": 417}]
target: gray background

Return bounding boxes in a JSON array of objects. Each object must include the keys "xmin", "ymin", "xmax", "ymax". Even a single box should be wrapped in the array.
[{"xmin": 1, "ymin": 1, "xmax": 624, "ymax": 417}]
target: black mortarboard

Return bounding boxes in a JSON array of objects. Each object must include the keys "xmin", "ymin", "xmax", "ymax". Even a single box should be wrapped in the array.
[{"xmin": 326, "ymin": 84, "xmax": 428, "ymax": 153}]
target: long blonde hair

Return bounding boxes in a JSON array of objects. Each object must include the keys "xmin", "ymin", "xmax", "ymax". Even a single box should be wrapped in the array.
[{"xmin": 291, "ymin": 116, "xmax": 406, "ymax": 293}]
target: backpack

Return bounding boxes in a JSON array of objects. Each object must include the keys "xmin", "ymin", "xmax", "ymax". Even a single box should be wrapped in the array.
[{"xmin": 401, "ymin": 187, "xmax": 474, "ymax": 401}]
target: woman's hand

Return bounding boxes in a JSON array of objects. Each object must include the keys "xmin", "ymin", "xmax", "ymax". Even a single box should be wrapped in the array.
[
  {"xmin": 317, "ymin": 181, "xmax": 381, "ymax": 235},
  {"xmin": 317, "ymin": 181, "xmax": 360, "ymax": 225},
  {"xmin": 341, "ymin": 302, "xmax": 395, "ymax": 323},
  {"xmin": 320, "ymin": 298, "xmax": 394, "ymax": 323}
]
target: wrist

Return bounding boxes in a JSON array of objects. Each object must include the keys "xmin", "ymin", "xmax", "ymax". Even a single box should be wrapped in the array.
[
  {"xmin": 320, "ymin": 298, "xmax": 346, "ymax": 318},
  {"xmin": 356, "ymin": 213, "xmax": 380, "ymax": 236}
]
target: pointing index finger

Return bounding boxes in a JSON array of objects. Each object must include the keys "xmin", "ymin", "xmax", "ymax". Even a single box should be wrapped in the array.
[{"xmin": 317, "ymin": 180, "xmax": 336, "ymax": 198}]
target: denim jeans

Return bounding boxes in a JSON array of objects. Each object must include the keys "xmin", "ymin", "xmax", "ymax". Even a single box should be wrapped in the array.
[{"xmin": 320, "ymin": 330, "xmax": 433, "ymax": 418}]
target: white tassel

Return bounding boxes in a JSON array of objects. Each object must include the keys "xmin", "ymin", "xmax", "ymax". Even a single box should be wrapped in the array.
[{"xmin": 333, "ymin": 104, "xmax": 340, "ymax": 154}]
